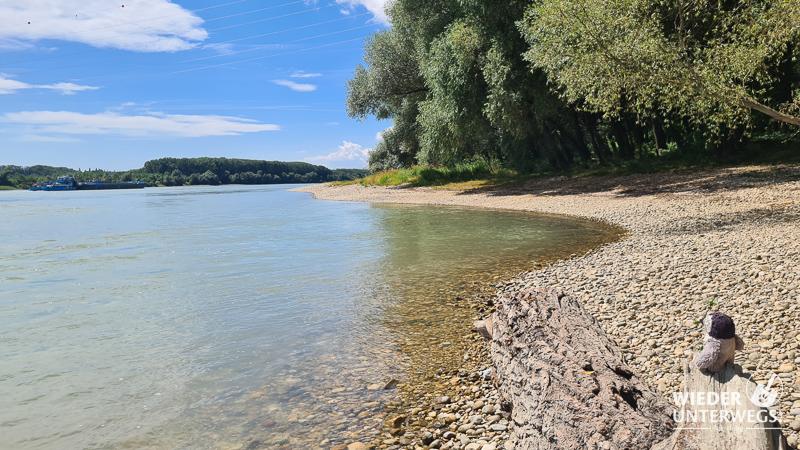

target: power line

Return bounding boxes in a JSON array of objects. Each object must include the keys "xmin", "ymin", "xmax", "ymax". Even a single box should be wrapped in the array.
[
  {"xmin": 206, "ymin": 4, "xmax": 338, "ymax": 33},
  {"xmin": 211, "ymin": 12, "xmax": 370, "ymax": 45},
  {"xmin": 22, "ymin": 0, "xmax": 253, "ymax": 27},
  {"xmin": 4, "ymin": 12, "xmax": 371, "ymax": 71},
  {"xmin": 19, "ymin": 0, "xmax": 253, "ymax": 39},
  {"xmin": 0, "ymin": 0, "xmax": 345, "ymax": 60},
  {"xmin": 20, "ymin": 0, "xmax": 162, "ymax": 26},
  {"xmin": 21, "ymin": 35, "xmax": 367, "ymax": 91},
  {"xmin": 4, "ymin": 0, "xmax": 300, "ymax": 50},
  {"xmin": 2, "ymin": 1, "xmax": 379, "ymax": 94},
  {"xmin": 203, "ymin": 0, "xmax": 308, "ymax": 23},
  {"xmin": 178, "ymin": 24, "xmax": 374, "ymax": 64},
  {"xmin": 23, "ymin": 30, "xmax": 370, "ymax": 86},
  {"xmin": 172, "ymin": 37, "xmax": 367, "ymax": 74}
]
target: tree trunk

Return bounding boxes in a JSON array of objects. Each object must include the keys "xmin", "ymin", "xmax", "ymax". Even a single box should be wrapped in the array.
[
  {"xmin": 741, "ymin": 99, "xmax": 800, "ymax": 127},
  {"xmin": 630, "ymin": 117, "xmax": 646, "ymax": 158},
  {"xmin": 665, "ymin": 125, "xmax": 686, "ymax": 153},
  {"xmin": 565, "ymin": 111, "xmax": 593, "ymax": 163},
  {"xmin": 610, "ymin": 121, "xmax": 635, "ymax": 160},
  {"xmin": 545, "ymin": 119, "xmax": 573, "ymax": 170},
  {"xmin": 485, "ymin": 287, "xmax": 791, "ymax": 450},
  {"xmin": 580, "ymin": 113, "xmax": 610, "ymax": 163},
  {"xmin": 489, "ymin": 287, "xmax": 675, "ymax": 449},
  {"xmin": 652, "ymin": 120, "xmax": 668, "ymax": 156}
]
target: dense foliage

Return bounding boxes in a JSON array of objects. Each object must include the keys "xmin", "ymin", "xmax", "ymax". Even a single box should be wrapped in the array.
[
  {"xmin": 349, "ymin": 0, "xmax": 800, "ymax": 173},
  {"xmin": 0, "ymin": 158, "xmax": 368, "ymax": 189},
  {"xmin": 522, "ymin": 0, "xmax": 800, "ymax": 130}
]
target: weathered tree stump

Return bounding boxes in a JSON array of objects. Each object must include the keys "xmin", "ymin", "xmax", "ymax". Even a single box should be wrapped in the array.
[
  {"xmin": 485, "ymin": 287, "xmax": 791, "ymax": 449},
  {"xmin": 489, "ymin": 287, "xmax": 675, "ymax": 449},
  {"xmin": 652, "ymin": 361, "xmax": 789, "ymax": 450}
]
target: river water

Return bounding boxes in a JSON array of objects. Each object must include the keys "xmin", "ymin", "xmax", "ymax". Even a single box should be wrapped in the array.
[{"xmin": 0, "ymin": 185, "xmax": 618, "ymax": 449}]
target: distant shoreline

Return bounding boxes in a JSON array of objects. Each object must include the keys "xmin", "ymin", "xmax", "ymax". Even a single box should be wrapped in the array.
[
  {"xmin": 9, "ymin": 182, "xmax": 326, "ymax": 191},
  {"xmin": 292, "ymin": 164, "xmax": 800, "ymax": 448}
]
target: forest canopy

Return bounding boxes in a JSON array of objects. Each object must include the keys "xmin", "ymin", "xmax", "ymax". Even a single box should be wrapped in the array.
[{"xmin": 349, "ymin": 0, "xmax": 800, "ymax": 173}]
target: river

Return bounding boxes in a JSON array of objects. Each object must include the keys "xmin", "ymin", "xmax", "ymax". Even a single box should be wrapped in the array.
[{"xmin": 0, "ymin": 185, "xmax": 617, "ymax": 449}]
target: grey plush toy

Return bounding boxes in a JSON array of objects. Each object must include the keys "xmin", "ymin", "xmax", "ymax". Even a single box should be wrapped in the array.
[{"xmin": 693, "ymin": 312, "xmax": 745, "ymax": 373}]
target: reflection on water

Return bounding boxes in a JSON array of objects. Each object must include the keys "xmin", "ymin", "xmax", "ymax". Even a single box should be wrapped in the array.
[{"xmin": 0, "ymin": 186, "xmax": 618, "ymax": 449}]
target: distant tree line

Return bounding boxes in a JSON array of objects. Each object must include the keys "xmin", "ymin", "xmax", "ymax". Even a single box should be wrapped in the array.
[
  {"xmin": 349, "ymin": 0, "xmax": 800, "ymax": 173},
  {"xmin": 0, "ymin": 158, "xmax": 368, "ymax": 189},
  {"xmin": 131, "ymin": 157, "xmax": 366, "ymax": 186}
]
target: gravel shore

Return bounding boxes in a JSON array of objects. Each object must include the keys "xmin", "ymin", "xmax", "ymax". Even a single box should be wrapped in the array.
[{"xmin": 292, "ymin": 164, "xmax": 800, "ymax": 449}]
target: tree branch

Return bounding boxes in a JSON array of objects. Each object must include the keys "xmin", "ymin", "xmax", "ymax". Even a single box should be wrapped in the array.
[{"xmin": 741, "ymin": 99, "xmax": 800, "ymax": 127}]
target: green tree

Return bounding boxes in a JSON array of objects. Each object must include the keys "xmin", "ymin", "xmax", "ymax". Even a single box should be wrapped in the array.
[
  {"xmin": 197, "ymin": 170, "xmax": 221, "ymax": 185},
  {"xmin": 347, "ymin": 0, "xmax": 602, "ymax": 171},
  {"xmin": 416, "ymin": 20, "xmax": 496, "ymax": 166},
  {"xmin": 346, "ymin": 27, "xmax": 427, "ymax": 169},
  {"xmin": 520, "ymin": 0, "xmax": 800, "ymax": 132},
  {"xmin": 0, "ymin": 167, "xmax": 11, "ymax": 186}
]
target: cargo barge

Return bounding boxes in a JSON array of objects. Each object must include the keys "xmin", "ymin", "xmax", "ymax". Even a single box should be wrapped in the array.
[{"xmin": 30, "ymin": 176, "xmax": 146, "ymax": 191}]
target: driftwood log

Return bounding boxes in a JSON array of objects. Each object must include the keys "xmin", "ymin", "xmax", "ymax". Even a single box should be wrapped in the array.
[{"xmin": 482, "ymin": 287, "xmax": 790, "ymax": 450}]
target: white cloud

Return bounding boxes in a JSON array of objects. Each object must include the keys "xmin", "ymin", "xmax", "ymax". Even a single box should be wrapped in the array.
[
  {"xmin": 1, "ymin": 110, "xmax": 280, "ymax": 137},
  {"xmin": 0, "ymin": 0, "xmax": 207, "ymax": 52},
  {"xmin": 106, "ymin": 101, "xmax": 155, "ymax": 112},
  {"xmin": 306, "ymin": 141, "xmax": 371, "ymax": 166},
  {"xmin": 0, "ymin": 73, "xmax": 99, "ymax": 95},
  {"xmin": 18, "ymin": 134, "xmax": 81, "ymax": 142},
  {"xmin": 336, "ymin": 0, "xmax": 391, "ymax": 25},
  {"xmin": 203, "ymin": 43, "xmax": 235, "ymax": 54},
  {"xmin": 272, "ymin": 79, "xmax": 317, "ymax": 92},
  {"xmin": 291, "ymin": 71, "xmax": 322, "ymax": 78},
  {"xmin": 376, "ymin": 125, "xmax": 393, "ymax": 141}
]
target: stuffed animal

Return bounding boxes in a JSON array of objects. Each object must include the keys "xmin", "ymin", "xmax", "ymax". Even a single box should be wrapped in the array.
[{"xmin": 693, "ymin": 312, "xmax": 745, "ymax": 373}]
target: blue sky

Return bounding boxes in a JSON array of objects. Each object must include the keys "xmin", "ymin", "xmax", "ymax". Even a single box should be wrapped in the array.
[{"xmin": 0, "ymin": 0, "xmax": 391, "ymax": 170}]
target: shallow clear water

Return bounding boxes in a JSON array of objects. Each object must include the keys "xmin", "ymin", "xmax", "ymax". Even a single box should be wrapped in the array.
[{"xmin": 0, "ymin": 185, "xmax": 617, "ymax": 449}]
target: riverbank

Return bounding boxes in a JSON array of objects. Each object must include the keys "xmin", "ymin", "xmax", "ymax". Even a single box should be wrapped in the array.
[{"xmin": 293, "ymin": 164, "xmax": 800, "ymax": 449}]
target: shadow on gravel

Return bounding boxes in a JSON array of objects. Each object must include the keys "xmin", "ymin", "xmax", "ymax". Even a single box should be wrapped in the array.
[
  {"xmin": 454, "ymin": 165, "xmax": 800, "ymax": 199},
  {"xmin": 664, "ymin": 204, "xmax": 800, "ymax": 235}
]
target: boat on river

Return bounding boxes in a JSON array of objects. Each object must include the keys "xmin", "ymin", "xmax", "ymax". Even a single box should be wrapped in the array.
[
  {"xmin": 29, "ymin": 177, "xmax": 76, "ymax": 191},
  {"xmin": 29, "ymin": 176, "xmax": 146, "ymax": 191},
  {"xmin": 76, "ymin": 179, "xmax": 147, "ymax": 190}
]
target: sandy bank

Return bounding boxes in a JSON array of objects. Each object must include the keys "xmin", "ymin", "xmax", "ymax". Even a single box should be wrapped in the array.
[{"xmin": 291, "ymin": 164, "xmax": 800, "ymax": 448}]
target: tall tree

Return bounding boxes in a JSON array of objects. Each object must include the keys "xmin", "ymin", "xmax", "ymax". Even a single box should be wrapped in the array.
[
  {"xmin": 346, "ymin": 28, "xmax": 428, "ymax": 170},
  {"xmin": 416, "ymin": 20, "xmax": 497, "ymax": 165},
  {"xmin": 348, "ymin": 0, "xmax": 600, "ymax": 171}
]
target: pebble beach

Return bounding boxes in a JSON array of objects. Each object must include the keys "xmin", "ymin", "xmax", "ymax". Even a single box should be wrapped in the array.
[{"xmin": 292, "ymin": 164, "xmax": 800, "ymax": 450}]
